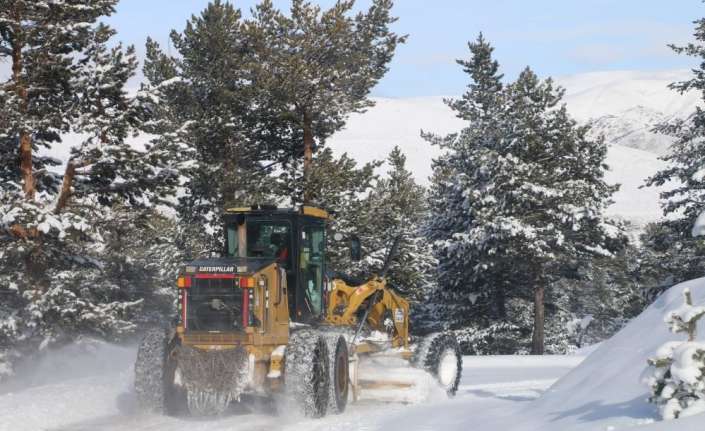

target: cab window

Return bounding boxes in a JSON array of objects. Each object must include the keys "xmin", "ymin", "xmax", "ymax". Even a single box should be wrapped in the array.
[
  {"xmin": 300, "ymin": 225, "xmax": 325, "ymax": 317},
  {"xmin": 226, "ymin": 221, "xmax": 291, "ymax": 265},
  {"xmin": 227, "ymin": 226, "xmax": 238, "ymax": 256},
  {"xmin": 246, "ymin": 221, "xmax": 292, "ymax": 267}
]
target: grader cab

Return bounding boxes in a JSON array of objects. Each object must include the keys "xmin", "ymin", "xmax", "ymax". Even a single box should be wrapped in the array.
[{"xmin": 134, "ymin": 206, "xmax": 462, "ymax": 417}]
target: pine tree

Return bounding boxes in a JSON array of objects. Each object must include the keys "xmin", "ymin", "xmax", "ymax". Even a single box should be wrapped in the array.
[
  {"xmin": 425, "ymin": 35, "xmax": 621, "ymax": 354},
  {"xmin": 424, "ymin": 34, "xmax": 509, "ymax": 333},
  {"xmin": 644, "ymin": 14, "xmax": 705, "ymax": 286},
  {"xmin": 446, "ymin": 33, "xmax": 504, "ymax": 122},
  {"xmin": 645, "ymin": 289, "xmax": 705, "ymax": 420},
  {"xmin": 248, "ymin": 0, "xmax": 405, "ymax": 204},
  {"xmin": 0, "ymin": 0, "xmax": 118, "ymax": 199},
  {"xmin": 550, "ymin": 242, "xmax": 647, "ymax": 350},
  {"xmin": 93, "ymin": 206, "xmax": 184, "ymax": 327},
  {"xmin": 141, "ymin": 2, "xmax": 278, "ymax": 250},
  {"xmin": 57, "ymin": 23, "xmax": 179, "ymax": 213},
  {"xmin": 500, "ymin": 68, "xmax": 621, "ymax": 354},
  {"xmin": 639, "ymin": 222, "xmax": 705, "ymax": 299},
  {"xmin": 0, "ymin": 4, "xmax": 181, "ymax": 378},
  {"xmin": 350, "ymin": 146, "xmax": 436, "ymax": 302}
]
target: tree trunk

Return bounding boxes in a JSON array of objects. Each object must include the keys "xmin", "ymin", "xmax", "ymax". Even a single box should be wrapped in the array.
[
  {"xmin": 531, "ymin": 282, "xmax": 545, "ymax": 355},
  {"xmin": 302, "ymin": 110, "xmax": 314, "ymax": 205},
  {"xmin": 12, "ymin": 9, "xmax": 35, "ymax": 200},
  {"xmin": 55, "ymin": 127, "xmax": 107, "ymax": 214},
  {"xmin": 54, "ymin": 162, "xmax": 77, "ymax": 214},
  {"xmin": 494, "ymin": 282, "xmax": 506, "ymax": 320},
  {"xmin": 685, "ymin": 289, "xmax": 696, "ymax": 342},
  {"xmin": 19, "ymin": 130, "xmax": 35, "ymax": 200}
]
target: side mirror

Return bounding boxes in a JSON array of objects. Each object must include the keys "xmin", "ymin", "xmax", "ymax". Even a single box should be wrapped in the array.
[{"xmin": 350, "ymin": 235, "xmax": 361, "ymax": 262}]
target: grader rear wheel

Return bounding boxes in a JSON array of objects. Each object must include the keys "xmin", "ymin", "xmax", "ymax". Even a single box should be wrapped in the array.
[
  {"xmin": 134, "ymin": 328, "xmax": 184, "ymax": 415},
  {"xmin": 284, "ymin": 330, "xmax": 330, "ymax": 417}
]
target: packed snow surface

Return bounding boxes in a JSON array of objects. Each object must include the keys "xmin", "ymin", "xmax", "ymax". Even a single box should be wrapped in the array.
[
  {"xmin": 5, "ymin": 279, "xmax": 705, "ymax": 430},
  {"xmin": 0, "ymin": 348, "xmax": 580, "ymax": 431}
]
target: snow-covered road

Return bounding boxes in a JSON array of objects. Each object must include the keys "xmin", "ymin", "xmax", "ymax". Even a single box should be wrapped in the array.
[{"xmin": 0, "ymin": 349, "xmax": 583, "ymax": 431}]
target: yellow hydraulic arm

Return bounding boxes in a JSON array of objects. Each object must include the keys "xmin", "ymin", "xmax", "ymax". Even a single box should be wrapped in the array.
[{"xmin": 325, "ymin": 276, "xmax": 410, "ymax": 349}]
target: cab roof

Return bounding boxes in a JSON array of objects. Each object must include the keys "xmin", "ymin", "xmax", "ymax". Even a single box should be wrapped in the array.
[{"xmin": 225, "ymin": 205, "xmax": 330, "ymax": 220}]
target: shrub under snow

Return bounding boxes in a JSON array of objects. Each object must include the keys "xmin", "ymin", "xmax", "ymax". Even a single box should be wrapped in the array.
[{"xmin": 643, "ymin": 288, "xmax": 705, "ymax": 419}]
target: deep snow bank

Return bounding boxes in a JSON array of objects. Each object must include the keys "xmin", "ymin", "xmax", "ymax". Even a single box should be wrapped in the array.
[{"xmin": 518, "ymin": 277, "xmax": 705, "ymax": 430}]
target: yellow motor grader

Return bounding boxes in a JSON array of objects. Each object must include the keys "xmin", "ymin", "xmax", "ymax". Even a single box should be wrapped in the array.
[{"xmin": 134, "ymin": 206, "xmax": 462, "ymax": 417}]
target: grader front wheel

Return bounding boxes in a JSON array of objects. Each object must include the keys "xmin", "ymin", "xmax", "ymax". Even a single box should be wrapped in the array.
[{"xmin": 414, "ymin": 332, "xmax": 463, "ymax": 396}]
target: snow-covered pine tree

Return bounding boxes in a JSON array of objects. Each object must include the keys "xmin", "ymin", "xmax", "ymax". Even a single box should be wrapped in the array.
[
  {"xmin": 280, "ymin": 147, "xmax": 380, "ymax": 274},
  {"xmin": 94, "ymin": 205, "xmax": 184, "ymax": 328},
  {"xmin": 1, "ymin": 0, "xmax": 118, "ymax": 379},
  {"xmin": 426, "ymin": 34, "xmax": 622, "ymax": 354},
  {"xmin": 644, "ymin": 15, "xmax": 705, "ymax": 287},
  {"xmin": 550, "ymin": 241, "xmax": 647, "ymax": 350},
  {"xmin": 0, "ymin": 4, "xmax": 180, "ymax": 379},
  {"xmin": 58, "ymin": 23, "xmax": 179, "ymax": 212},
  {"xmin": 247, "ymin": 0, "xmax": 405, "ymax": 204},
  {"xmin": 348, "ymin": 146, "xmax": 436, "ymax": 303},
  {"xmin": 485, "ymin": 67, "xmax": 621, "ymax": 354},
  {"xmin": 424, "ymin": 34, "xmax": 512, "ymax": 343},
  {"xmin": 644, "ymin": 289, "xmax": 705, "ymax": 420},
  {"xmin": 0, "ymin": 0, "xmax": 117, "ymax": 199},
  {"xmin": 639, "ymin": 222, "xmax": 703, "ymax": 299},
  {"xmin": 141, "ymin": 2, "xmax": 278, "ymax": 251}
]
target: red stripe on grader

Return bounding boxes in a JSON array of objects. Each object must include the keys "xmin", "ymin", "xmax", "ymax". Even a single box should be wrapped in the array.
[
  {"xmin": 194, "ymin": 273, "xmax": 237, "ymax": 279},
  {"xmin": 182, "ymin": 293, "xmax": 188, "ymax": 329},
  {"xmin": 242, "ymin": 293, "xmax": 249, "ymax": 328}
]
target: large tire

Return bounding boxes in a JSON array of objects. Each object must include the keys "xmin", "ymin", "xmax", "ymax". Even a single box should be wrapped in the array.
[
  {"xmin": 134, "ymin": 328, "xmax": 182, "ymax": 414},
  {"xmin": 325, "ymin": 335, "xmax": 349, "ymax": 414},
  {"xmin": 414, "ymin": 332, "xmax": 462, "ymax": 396},
  {"xmin": 284, "ymin": 330, "xmax": 330, "ymax": 418},
  {"xmin": 177, "ymin": 346, "xmax": 249, "ymax": 416}
]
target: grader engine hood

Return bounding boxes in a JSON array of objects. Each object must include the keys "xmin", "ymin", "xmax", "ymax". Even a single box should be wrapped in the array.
[{"xmin": 178, "ymin": 257, "xmax": 274, "ymax": 333}]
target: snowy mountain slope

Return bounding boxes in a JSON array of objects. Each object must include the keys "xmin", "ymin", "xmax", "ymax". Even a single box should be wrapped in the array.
[
  {"xmin": 586, "ymin": 105, "xmax": 675, "ymax": 155},
  {"xmin": 328, "ymin": 93, "xmax": 670, "ymax": 226},
  {"xmin": 559, "ymin": 69, "xmax": 699, "ymax": 155},
  {"xmin": 557, "ymin": 70, "xmax": 698, "ymax": 121}
]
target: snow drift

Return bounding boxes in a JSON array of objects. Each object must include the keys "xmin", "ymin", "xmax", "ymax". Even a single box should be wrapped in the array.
[{"xmin": 516, "ymin": 277, "xmax": 705, "ymax": 430}]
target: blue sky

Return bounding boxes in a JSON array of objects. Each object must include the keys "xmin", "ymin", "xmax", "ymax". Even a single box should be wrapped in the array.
[{"xmin": 107, "ymin": 0, "xmax": 705, "ymax": 97}]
